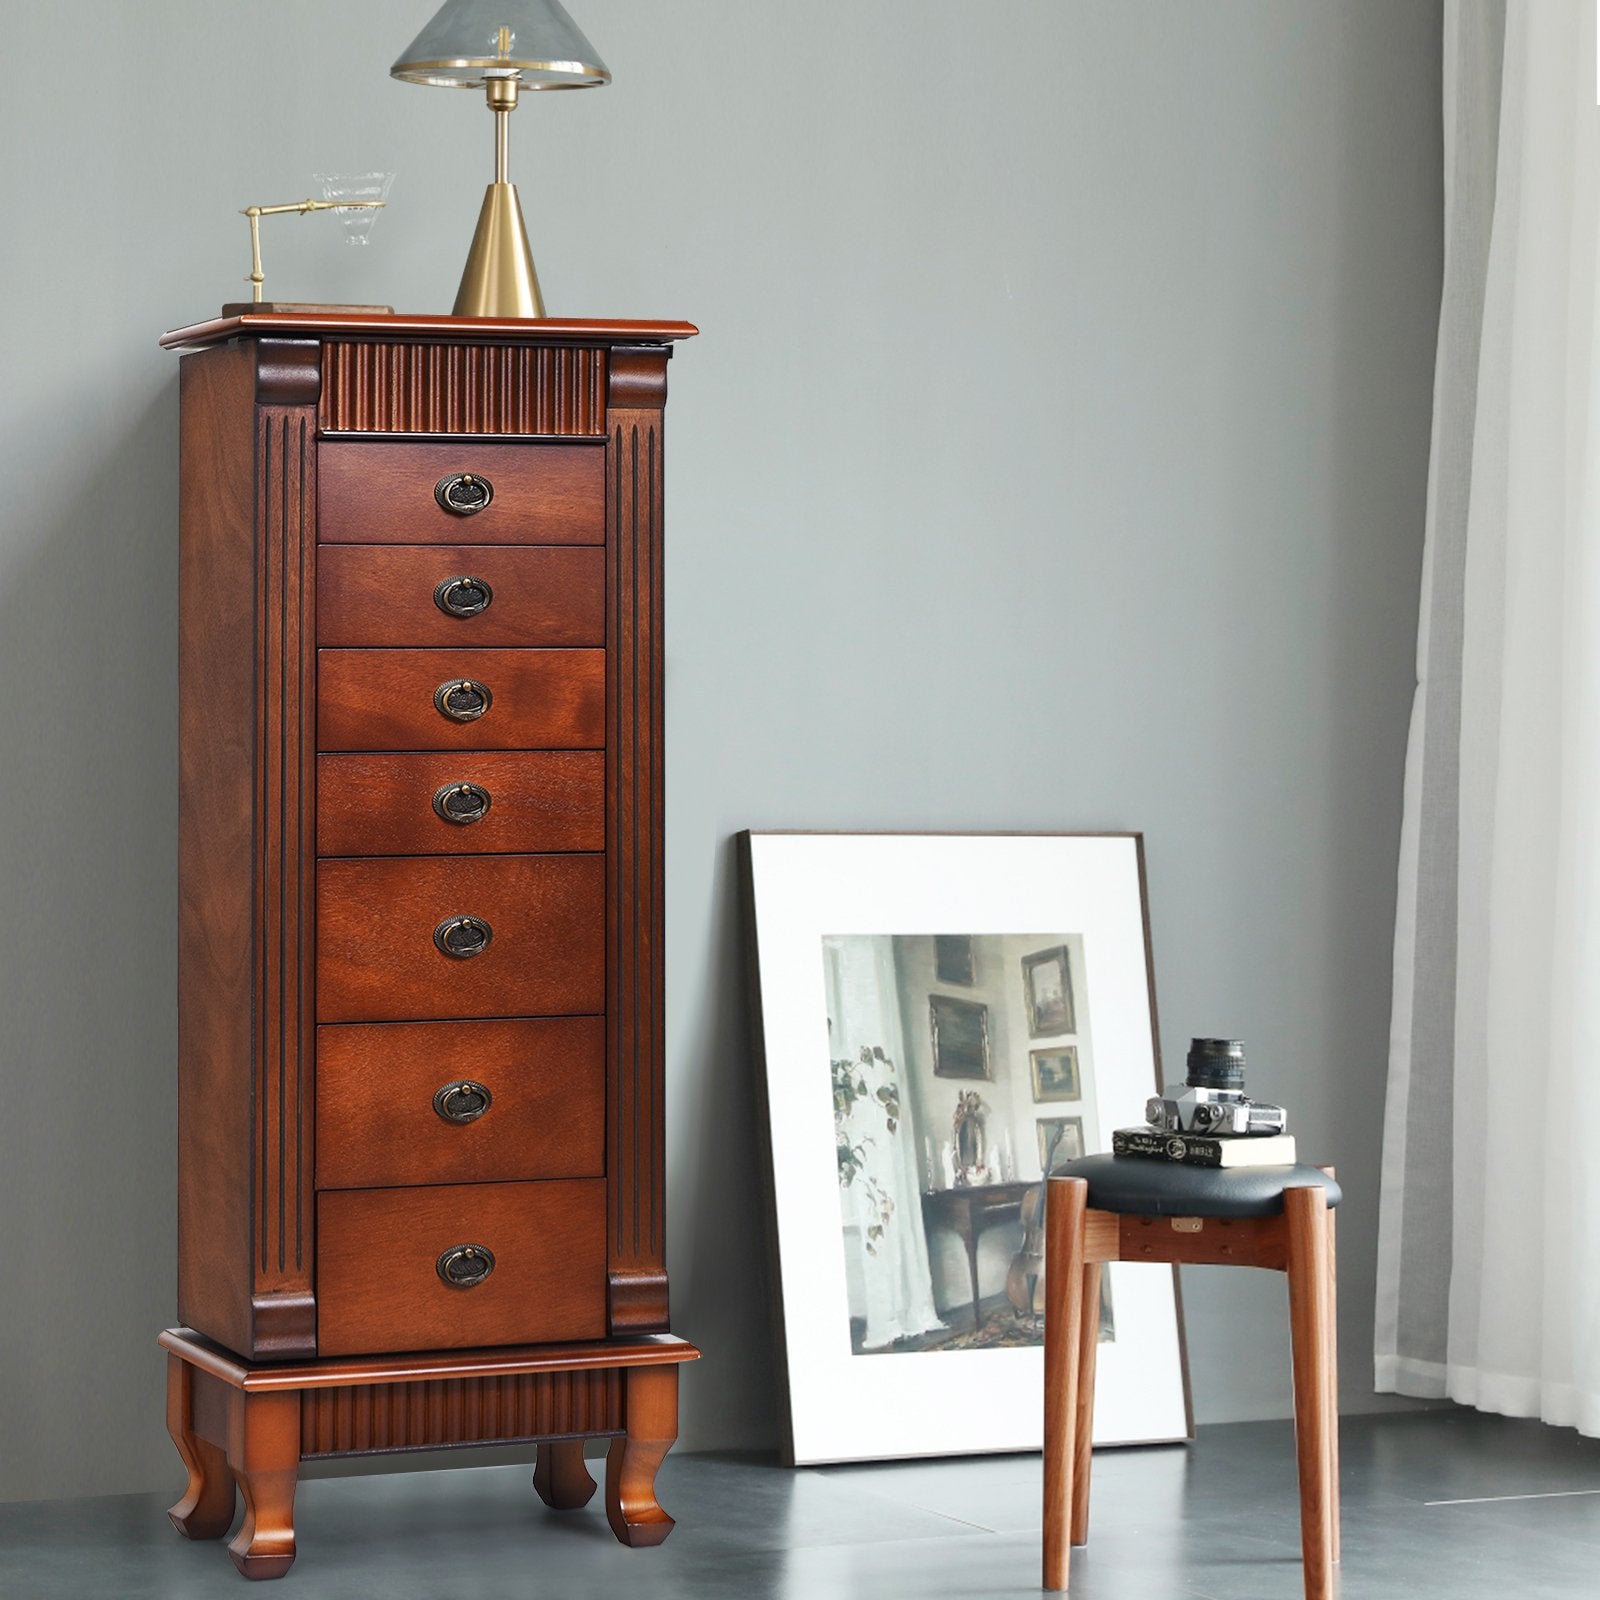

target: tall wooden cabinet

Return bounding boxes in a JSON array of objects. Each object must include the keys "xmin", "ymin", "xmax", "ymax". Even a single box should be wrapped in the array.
[{"xmin": 158, "ymin": 312, "xmax": 697, "ymax": 1579}]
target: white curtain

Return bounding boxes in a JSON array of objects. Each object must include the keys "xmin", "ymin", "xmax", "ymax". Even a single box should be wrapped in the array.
[
  {"xmin": 824, "ymin": 937, "xmax": 945, "ymax": 1350},
  {"xmin": 1378, "ymin": 0, "xmax": 1600, "ymax": 1434}
]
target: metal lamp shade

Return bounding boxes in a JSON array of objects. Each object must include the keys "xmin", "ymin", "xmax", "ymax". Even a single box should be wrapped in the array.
[{"xmin": 391, "ymin": 0, "xmax": 610, "ymax": 89}]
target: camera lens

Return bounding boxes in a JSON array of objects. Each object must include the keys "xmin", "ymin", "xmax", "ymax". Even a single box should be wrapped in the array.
[{"xmin": 1186, "ymin": 1038, "xmax": 1245, "ymax": 1092}]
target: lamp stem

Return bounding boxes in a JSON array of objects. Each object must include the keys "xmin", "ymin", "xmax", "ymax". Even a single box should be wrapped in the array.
[
  {"xmin": 486, "ymin": 76, "xmax": 519, "ymax": 184},
  {"xmin": 454, "ymin": 75, "xmax": 543, "ymax": 318}
]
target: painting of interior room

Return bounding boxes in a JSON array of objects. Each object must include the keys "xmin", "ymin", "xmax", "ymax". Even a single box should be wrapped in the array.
[{"xmin": 826, "ymin": 932, "xmax": 1117, "ymax": 1357}]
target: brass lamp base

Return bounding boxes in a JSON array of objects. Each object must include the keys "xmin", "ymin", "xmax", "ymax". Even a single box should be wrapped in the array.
[{"xmin": 453, "ymin": 182, "xmax": 545, "ymax": 319}]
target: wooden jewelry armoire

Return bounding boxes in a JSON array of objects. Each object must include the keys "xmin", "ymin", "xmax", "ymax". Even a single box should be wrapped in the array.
[{"xmin": 157, "ymin": 311, "xmax": 697, "ymax": 1579}]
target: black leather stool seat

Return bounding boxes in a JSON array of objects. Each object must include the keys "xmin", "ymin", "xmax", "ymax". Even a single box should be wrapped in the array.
[{"xmin": 1054, "ymin": 1153, "xmax": 1342, "ymax": 1219}]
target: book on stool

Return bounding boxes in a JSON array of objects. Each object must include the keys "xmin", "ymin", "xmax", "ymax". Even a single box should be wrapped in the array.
[{"xmin": 1112, "ymin": 1126, "xmax": 1297, "ymax": 1168}]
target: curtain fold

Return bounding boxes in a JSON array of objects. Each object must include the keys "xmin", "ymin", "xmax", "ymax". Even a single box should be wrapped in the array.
[
  {"xmin": 824, "ymin": 937, "xmax": 945, "ymax": 1350},
  {"xmin": 1378, "ymin": 0, "xmax": 1600, "ymax": 1435}
]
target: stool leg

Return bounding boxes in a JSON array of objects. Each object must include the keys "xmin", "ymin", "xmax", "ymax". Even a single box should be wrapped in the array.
[
  {"xmin": 1285, "ymin": 1186, "xmax": 1334, "ymax": 1600},
  {"xmin": 1325, "ymin": 1204, "xmax": 1341, "ymax": 1563},
  {"xmin": 1043, "ymin": 1176, "xmax": 1087, "ymax": 1591},
  {"xmin": 1071, "ymin": 1261, "xmax": 1102, "ymax": 1547}
]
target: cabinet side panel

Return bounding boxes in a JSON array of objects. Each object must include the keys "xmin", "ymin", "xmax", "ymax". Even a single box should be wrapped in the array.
[
  {"xmin": 605, "ymin": 349, "xmax": 671, "ymax": 1332},
  {"xmin": 176, "ymin": 344, "xmax": 258, "ymax": 1353}
]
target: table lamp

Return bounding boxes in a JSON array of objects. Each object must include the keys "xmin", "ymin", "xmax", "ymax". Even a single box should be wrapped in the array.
[{"xmin": 391, "ymin": 0, "xmax": 611, "ymax": 318}]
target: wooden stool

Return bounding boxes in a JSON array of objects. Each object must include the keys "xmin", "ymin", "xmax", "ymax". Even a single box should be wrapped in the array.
[{"xmin": 1042, "ymin": 1157, "xmax": 1341, "ymax": 1598}]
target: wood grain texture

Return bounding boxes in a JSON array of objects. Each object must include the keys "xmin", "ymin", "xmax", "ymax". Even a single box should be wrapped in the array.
[
  {"xmin": 1324, "ymin": 1189, "xmax": 1341, "ymax": 1563},
  {"xmin": 256, "ymin": 339, "xmax": 320, "ymax": 407},
  {"xmin": 315, "ymin": 1017, "xmax": 605, "ymax": 1189},
  {"xmin": 1116, "ymin": 1212, "xmax": 1288, "ymax": 1271},
  {"xmin": 1040, "ymin": 1187, "xmax": 1340, "ymax": 1594},
  {"xmin": 319, "ymin": 440, "xmax": 604, "ymax": 545},
  {"xmin": 534, "ymin": 1440, "xmax": 598, "ymax": 1508},
  {"xmin": 177, "ymin": 343, "xmax": 257, "ymax": 1358},
  {"xmin": 317, "ymin": 544, "xmax": 604, "ymax": 648},
  {"xmin": 605, "ymin": 351, "xmax": 670, "ymax": 1333},
  {"xmin": 225, "ymin": 1387, "xmax": 301, "ymax": 1578},
  {"xmin": 316, "ymin": 853, "xmax": 604, "ymax": 1023},
  {"xmin": 1042, "ymin": 1176, "xmax": 1087, "ymax": 1592},
  {"xmin": 252, "ymin": 389, "xmax": 317, "ymax": 1346},
  {"xmin": 316, "ymin": 1180, "xmax": 607, "ymax": 1356},
  {"xmin": 318, "ymin": 648, "xmax": 604, "ymax": 753},
  {"xmin": 166, "ymin": 1354, "xmax": 236, "ymax": 1541},
  {"xmin": 1071, "ymin": 1262, "xmax": 1101, "ymax": 1548},
  {"xmin": 162, "ymin": 312, "xmax": 699, "ymax": 351},
  {"xmin": 316, "ymin": 750, "xmax": 603, "ymax": 857},
  {"xmin": 165, "ymin": 316, "xmax": 697, "ymax": 1578},
  {"xmin": 605, "ymin": 1364, "xmax": 678, "ymax": 1547},
  {"xmin": 176, "ymin": 340, "xmax": 316, "ymax": 1362},
  {"xmin": 302, "ymin": 1368, "xmax": 623, "ymax": 1458},
  {"xmin": 160, "ymin": 1326, "xmax": 700, "ymax": 1391},
  {"xmin": 320, "ymin": 341, "xmax": 606, "ymax": 435},
  {"xmin": 1285, "ymin": 1186, "xmax": 1337, "ymax": 1600}
]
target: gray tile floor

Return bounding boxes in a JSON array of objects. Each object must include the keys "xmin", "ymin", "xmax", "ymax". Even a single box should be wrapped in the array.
[{"xmin": 3, "ymin": 1409, "xmax": 1598, "ymax": 1599}]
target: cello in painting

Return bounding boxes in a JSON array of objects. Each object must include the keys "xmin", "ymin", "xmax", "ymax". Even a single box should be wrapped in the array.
[{"xmin": 1006, "ymin": 1120, "xmax": 1068, "ymax": 1321}]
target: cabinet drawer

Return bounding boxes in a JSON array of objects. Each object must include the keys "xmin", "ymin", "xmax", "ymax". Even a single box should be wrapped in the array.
[
  {"xmin": 319, "ymin": 545, "xmax": 605, "ymax": 647},
  {"xmin": 319, "ymin": 440, "xmax": 604, "ymax": 546},
  {"xmin": 315, "ymin": 1017, "xmax": 604, "ymax": 1189},
  {"xmin": 318, "ymin": 648, "xmax": 604, "ymax": 752},
  {"xmin": 316, "ymin": 854, "xmax": 604, "ymax": 1023},
  {"xmin": 317, "ymin": 1179, "xmax": 606, "ymax": 1355},
  {"xmin": 317, "ymin": 751, "xmax": 603, "ymax": 856}
]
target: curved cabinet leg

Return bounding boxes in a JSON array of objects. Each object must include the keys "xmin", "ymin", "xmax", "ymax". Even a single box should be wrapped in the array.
[
  {"xmin": 225, "ymin": 1388, "xmax": 301, "ymax": 1580},
  {"xmin": 605, "ymin": 1366, "xmax": 678, "ymax": 1548},
  {"xmin": 166, "ymin": 1354, "xmax": 236, "ymax": 1540},
  {"xmin": 534, "ymin": 1440, "xmax": 597, "ymax": 1510}
]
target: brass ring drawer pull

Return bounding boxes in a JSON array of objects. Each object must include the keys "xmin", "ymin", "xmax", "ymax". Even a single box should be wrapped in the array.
[
  {"xmin": 434, "ymin": 678, "xmax": 492, "ymax": 722},
  {"xmin": 434, "ymin": 914, "xmax": 492, "ymax": 959},
  {"xmin": 435, "ymin": 472, "xmax": 494, "ymax": 516},
  {"xmin": 436, "ymin": 1244, "xmax": 495, "ymax": 1288},
  {"xmin": 433, "ymin": 1080, "xmax": 492, "ymax": 1124},
  {"xmin": 434, "ymin": 575, "xmax": 494, "ymax": 617},
  {"xmin": 433, "ymin": 781, "xmax": 492, "ymax": 825}
]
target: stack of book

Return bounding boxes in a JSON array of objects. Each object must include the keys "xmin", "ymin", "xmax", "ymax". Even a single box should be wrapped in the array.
[{"xmin": 1112, "ymin": 1126, "xmax": 1297, "ymax": 1169}]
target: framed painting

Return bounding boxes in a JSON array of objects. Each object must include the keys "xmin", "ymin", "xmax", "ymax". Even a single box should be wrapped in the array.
[
  {"xmin": 934, "ymin": 934, "xmax": 976, "ymax": 986},
  {"xmin": 1030, "ymin": 1046, "xmax": 1081, "ymax": 1102},
  {"xmin": 740, "ymin": 831, "xmax": 1191, "ymax": 1465},
  {"xmin": 1036, "ymin": 1114, "xmax": 1085, "ymax": 1170},
  {"xmin": 1023, "ymin": 943, "xmax": 1077, "ymax": 1037},
  {"xmin": 929, "ymin": 994, "xmax": 991, "ymax": 1080}
]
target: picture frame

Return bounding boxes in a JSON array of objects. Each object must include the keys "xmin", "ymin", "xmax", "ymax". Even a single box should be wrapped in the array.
[
  {"xmin": 1023, "ymin": 943, "xmax": 1077, "ymax": 1036},
  {"xmin": 1030, "ymin": 1045, "xmax": 1081, "ymax": 1103},
  {"xmin": 929, "ymin": 993, "xmax": 991, "ymax": 1080},
  {"xmin": 933, "ymin": 933, "xmax": 976, "ymax": 986},
  {"xmin": 740, "ymin": 830, "xmax": 1191, "ymax": 1465},
  {"xmin": 1037, "ymin": 1114, "xmax": 1085, "ymax": 1171}
]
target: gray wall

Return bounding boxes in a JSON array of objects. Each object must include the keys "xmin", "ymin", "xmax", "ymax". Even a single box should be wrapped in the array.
[{"xmin": 0, "ymin": 0, "xmax": 1442, "ymax": 1501}]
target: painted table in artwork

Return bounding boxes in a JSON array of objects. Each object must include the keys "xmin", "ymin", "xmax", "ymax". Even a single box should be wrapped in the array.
[{"xmin": 921, "ymin": 1181, "xmax": 1031, "ymax": 1323}]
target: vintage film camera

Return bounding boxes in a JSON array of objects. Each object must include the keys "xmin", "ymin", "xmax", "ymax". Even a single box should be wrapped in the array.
[{"xmin": 1145, "ymin": 1038, "xmax": 1287, "ymax": 1137}]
